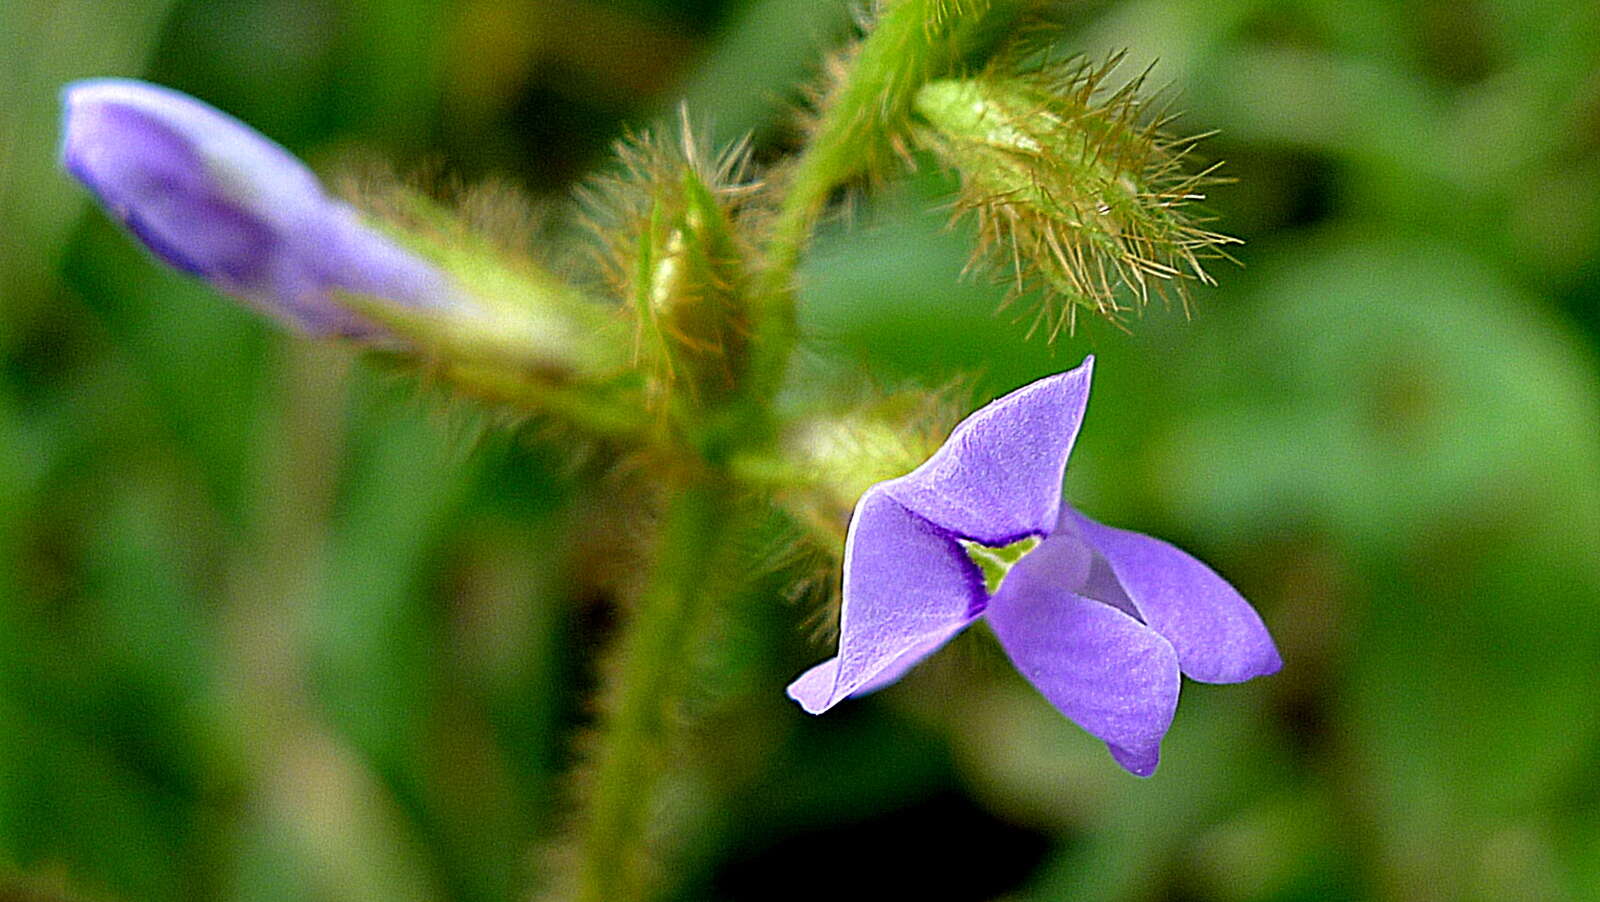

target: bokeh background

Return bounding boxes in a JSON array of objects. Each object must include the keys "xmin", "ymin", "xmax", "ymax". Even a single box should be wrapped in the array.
[{"xmin": 4, "ymin": 0, "xmax": 1600, "ymax": 899}]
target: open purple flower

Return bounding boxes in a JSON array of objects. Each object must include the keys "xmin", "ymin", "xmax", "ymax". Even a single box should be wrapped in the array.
[
  {"xmin": 60, "ymin": 78, "xmax": 453, "ymax": 336},
  {"xmin": 788, "ymin": 357, "xmax": 1281, "ymax": 776}
]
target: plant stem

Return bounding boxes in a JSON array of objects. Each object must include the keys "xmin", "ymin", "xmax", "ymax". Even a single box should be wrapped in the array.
[
  {"xmin": 744, "ymin": 0, "xmax": 1028, "ymax": 402},
  {"xmin": 570, "ymin": 6, "xmax": 1033, "ymax": 899},
  {"xmin": 573, "ymin": 476, "xmax": 733, "ymax": 902}
]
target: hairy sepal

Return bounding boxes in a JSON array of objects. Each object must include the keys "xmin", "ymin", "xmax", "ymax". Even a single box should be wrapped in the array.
[
  {"xmin": 913, "ymin": 58, "xmax": 1240, "ymax": 336},
  {"xmin": 581, "ymin": 118, "xmax": 757, "ymax": 410},
  {"xmin": 323, "ymin": 186, "xmax": 645, "ymax": 435}
]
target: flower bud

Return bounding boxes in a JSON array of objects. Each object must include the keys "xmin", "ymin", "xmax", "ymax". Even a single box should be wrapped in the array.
[
  {"xmin": 638, "ymin": 167, "xmax": 751, "ymax": 403},
  {"xmin": 584, "ymin": 121, "xmax": 754, "ymax": 407},
  {"xmin": 60, "ymin": 78, "xmax": 455, "ymax": 336},
  {"xmin": 913, "ymin": 59, "xmax": 1239, "ymax": 333}
]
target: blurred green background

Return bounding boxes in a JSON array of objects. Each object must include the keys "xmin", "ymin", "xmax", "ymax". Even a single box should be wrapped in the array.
[{"xmin": 4, "ymin": 0, "xmax": 1600, "ymax": 899}]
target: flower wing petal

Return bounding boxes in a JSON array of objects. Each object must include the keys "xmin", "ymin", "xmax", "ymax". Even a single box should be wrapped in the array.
[
  {"xmin": 986, "ymin": 532, "xmax": 1181, "ymax": 777},
  {"xmin": 884, "ymin": 359, "xmax": 1094, "ymax": 545},
  {"xmin": 787, "ymin": 485, "xmax": 983, "ymax": 714},
  {"xmin": 1070, "ymin": 510, "xmax": 1282, "ymax": 684}
]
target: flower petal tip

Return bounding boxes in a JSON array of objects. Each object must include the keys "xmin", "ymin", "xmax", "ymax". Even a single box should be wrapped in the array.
[
  {"xmin": 1252, "ymin": 644, "xmax": 1286, "ymax": 680},
  {"xmin": 1189, "ymin": 631, "xmax": 1284, "ymax": 685},
  {"xmin": 786, "ymin": 658, "xmax": 842, "ymax": 715},
  {"xmin": 1108, "ymin": 742, "xmax": 1160, "ymax": 778}
]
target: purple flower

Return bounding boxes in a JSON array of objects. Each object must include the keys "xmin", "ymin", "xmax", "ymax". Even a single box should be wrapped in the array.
[
  {"xmin": 60, "ymin": 78, "xmax": 452, "ymax": 336},
  {"xmin": 787, "ymin": 357, "xmax": 1281, "ymax": 776}
]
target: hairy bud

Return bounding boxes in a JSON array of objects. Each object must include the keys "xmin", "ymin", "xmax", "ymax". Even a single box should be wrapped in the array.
[
  {"xmin": 582, "ymin": 115, "xmax": 756, "ymax": 408},
  {"xmin": 913, "ymin": 56, "xmax": 1239, "ymax": 335},
  {"xmin": 331, "ymin": 183, "xmax": 630, "ymax": 391},
  {"xmin": 62, "ymin": 79, "xmax": 637, "ymax": 431}
]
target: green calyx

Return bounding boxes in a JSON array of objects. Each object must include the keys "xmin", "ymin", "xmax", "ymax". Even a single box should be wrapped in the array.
[
  {"xmin": 961, "ymin": 534, "xmax": 1041, "ymax": 596},
  {"xmin": 338, "ymin": 186, "xmax": 630, "ymax": 382},
  {"xmin": 326, "ymin": 185, "xmax": 649, "ymax": 436},
  {"xmin": 913, "ymin": 61, "xmax": 1239, "ymax": 335},
  {"xmin": 582, "ymin": 120, "xmax": 757, "ymax": 414},
  {"xmin": 630, "ymin": 164, "xmax": 752, "ymax": 406}
]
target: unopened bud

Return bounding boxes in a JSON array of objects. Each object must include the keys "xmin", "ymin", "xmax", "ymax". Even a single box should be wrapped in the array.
[
  {"xmin": 640, "ymin": 167, "xmax": 751, "ymax": 401},
  {"xmin": 585, "ymin": 119, "xmax": 754, "ymax": 408},
  {"xmin": 913, "ymin": 61, "xmax": 1239, "ymax": 334},
  {"xmin": 60, "ymin": 79, "xmax": 456, "ymax": 337}
]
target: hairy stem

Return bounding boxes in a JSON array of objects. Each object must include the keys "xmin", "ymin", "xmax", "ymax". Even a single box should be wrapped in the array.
[
  {"xmin": 569, "ymin": 5, "xmax": 1033, "ymax": 898},
  {"xmin": 745, "ymin": 0, "xmax": 1028, "ymax": 401},
  {"xmin": 573, "ymin": 477, "xmax": 733, "ymax": 902}
]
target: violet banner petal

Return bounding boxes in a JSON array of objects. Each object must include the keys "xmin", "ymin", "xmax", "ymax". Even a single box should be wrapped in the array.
[
  {"xmin": 883, "ymin": 359, "xmax": 1094, "ymax": 545},
  {"xmin": 986, "ymin": 531, "xmax": 1181, "ymax": 777},
  {"xmin": 60, "ymin": 78, "xmax": 449, "ymax": 336},
  {"xmin": 787, "ymin": 485, "xmax": 983, "ymax": 714},
  {"xmin": 1069, "ymin": 509, "xmax": 1282, "ymax": 684}
]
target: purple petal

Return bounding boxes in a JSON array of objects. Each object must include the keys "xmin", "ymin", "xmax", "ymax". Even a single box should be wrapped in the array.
[
  {"xmin": 1070, "ymin": 509, "xmax": 1282, "ymax": 684},
  {"xmin": 849, "ymin": 623, "xmax": 968, "ymax": 695},
  {"xmin": 314, "ymin": 211, "xmax": 453, "ymax": 310},
  {"xmin": 787, "ymin": 485, "xmax": 983, "ymax": 714},
  {"xmin": 787, "ymin": 622, "xmax": 964, "ymax": 706},
  {"xmin": 985, "ymin": 530, "xmax": 1181, "ymax": 777},
  {"xmin": 60, "ymin": 79, "xmax": 450, "ymax": 336},
  {"xmin": 884, "ymin": 359, "xmax": 1094, "ymax": 545}
]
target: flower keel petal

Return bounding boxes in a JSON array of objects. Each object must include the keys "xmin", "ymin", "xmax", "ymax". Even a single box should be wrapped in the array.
[
  {"xmin": 987, "ymin": 536, "xmax": 1181, "ymax": 777},
  {"xmin": 1071, "ymin": 510, "xmax": 1282, "ymax": 684}
]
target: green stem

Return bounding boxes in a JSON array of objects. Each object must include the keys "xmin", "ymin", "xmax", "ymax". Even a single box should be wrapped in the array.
[
  {"xmin": 435, "ymin": 360, "xmax": 650, "ymax": 441},
  {"xmin": 573, "ymin": 477, "xmax": 733, "ymax": 902},
  {"xmin": 745, "ymin": 0, "xmax": 1028, "ymax": 401},
  {"xmin": 569, "ymin": 6, "xmax": 1034, "ymax": 899}
]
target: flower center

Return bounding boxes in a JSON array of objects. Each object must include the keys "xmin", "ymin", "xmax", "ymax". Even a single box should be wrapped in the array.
[{"xmin": 960, "ymin": 535, "xmax": 1042, "ymax": 596}]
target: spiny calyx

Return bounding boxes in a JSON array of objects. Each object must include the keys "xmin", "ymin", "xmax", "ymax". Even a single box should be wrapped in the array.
[
  {"xmin": 585, "ymin": 118, "xmax": 757, "ymax": 409},
  {"xmin": 912, "ymin": 56, "xmax": 1239, "ymax": 336}
]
